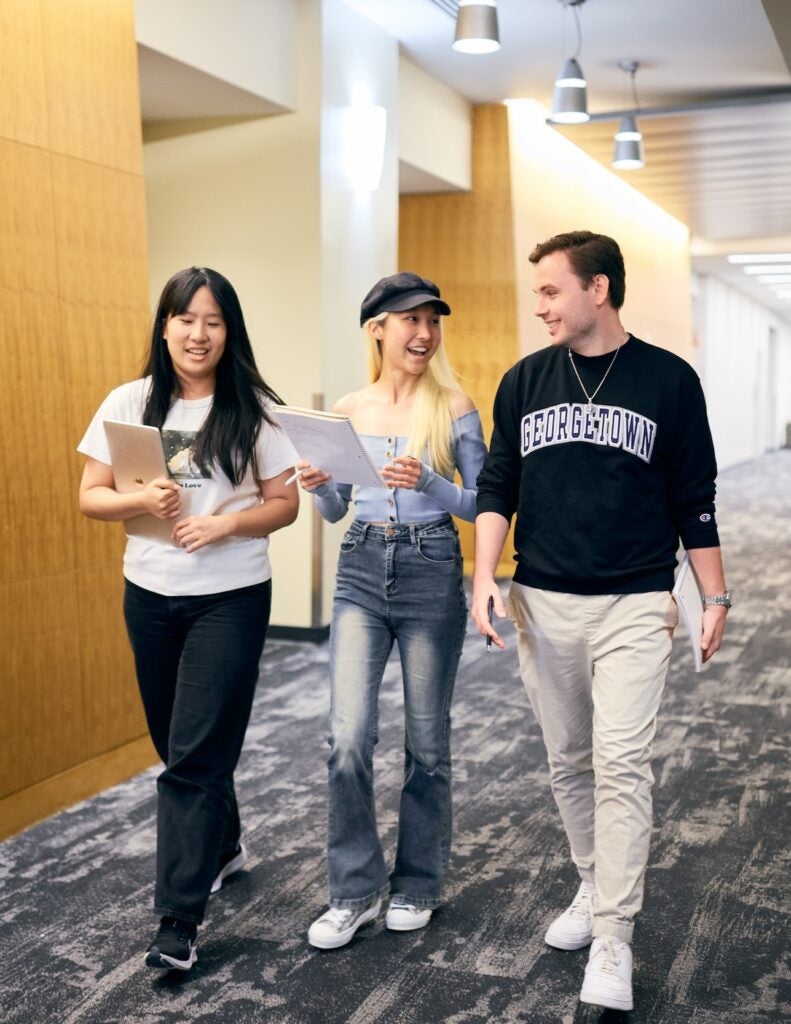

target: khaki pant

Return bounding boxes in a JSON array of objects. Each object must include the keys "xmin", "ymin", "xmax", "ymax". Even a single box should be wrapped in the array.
[{"xmin": 508, "ymin": 583, "xmax": 677, "ymax": 942}]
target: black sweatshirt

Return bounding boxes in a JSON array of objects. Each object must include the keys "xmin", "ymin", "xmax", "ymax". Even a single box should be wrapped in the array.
[{"xmin": 476, "ymin": 336, "xmax": 720, "ymax": 594}]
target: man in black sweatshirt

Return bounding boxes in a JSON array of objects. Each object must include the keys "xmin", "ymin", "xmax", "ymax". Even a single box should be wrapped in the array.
[{"xmin": 472, "ymin": 231, "xmax": 729, "ymax": 1013}]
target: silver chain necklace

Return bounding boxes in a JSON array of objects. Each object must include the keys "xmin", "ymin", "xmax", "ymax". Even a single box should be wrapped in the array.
[{"xmin": 568, "ymin": 334, "xmax": 627, "ymax": 425}]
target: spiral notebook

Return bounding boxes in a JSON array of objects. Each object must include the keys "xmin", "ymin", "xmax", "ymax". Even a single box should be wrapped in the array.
[{"xmin": 272, "ymin": 406, "xmax": 385, "ymax": 487}]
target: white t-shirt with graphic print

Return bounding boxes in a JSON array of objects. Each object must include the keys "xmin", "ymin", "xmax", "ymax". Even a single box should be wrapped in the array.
[{"xmin": 78, "ymin": 377, "xmax": 297, "ymax": 596}]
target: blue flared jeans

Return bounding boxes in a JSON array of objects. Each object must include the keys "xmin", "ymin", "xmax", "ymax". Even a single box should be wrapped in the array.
[
  {"xmin": 326, "ymin": 518, "xmax": 467, "ymax": 909},
  {"xmin": 123, "ymin": 578, "xmax": 271, "ymax": 924}
]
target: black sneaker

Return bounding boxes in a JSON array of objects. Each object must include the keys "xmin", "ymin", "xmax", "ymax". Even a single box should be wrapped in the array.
[{"xmin": 144, "ymin": 917, "xmax": 198, "ymax": 971}]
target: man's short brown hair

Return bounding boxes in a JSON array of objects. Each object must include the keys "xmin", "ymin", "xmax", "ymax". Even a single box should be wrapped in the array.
[{"xmin": 528, "ymin": 231, "xmax": 626, "ymax": 310}]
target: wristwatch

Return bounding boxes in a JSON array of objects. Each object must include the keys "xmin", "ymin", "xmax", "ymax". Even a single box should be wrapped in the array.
[{"xmin": 703, "ymin": 591, "xmax": 732, "ymax": 609}]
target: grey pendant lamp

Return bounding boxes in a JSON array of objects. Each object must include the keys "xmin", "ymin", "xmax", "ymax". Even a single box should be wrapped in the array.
[
  {"xmin": 613, "ymin": 60, "xmax": 645, "ymax": 170},
  {"xmin": 550, "ymin": 0, "xmax": 589, "ymax": 124},
  {"xmin": 453, "ymin": 1, "xmax": 501, "ymax": 55}
]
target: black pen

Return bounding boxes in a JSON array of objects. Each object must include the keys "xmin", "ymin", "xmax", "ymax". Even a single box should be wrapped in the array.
[{"xmin": 486, "ymin": 595, "xmax": 494, "ymax": 652}]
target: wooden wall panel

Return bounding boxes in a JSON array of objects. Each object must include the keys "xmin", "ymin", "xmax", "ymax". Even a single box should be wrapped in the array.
[
  {"xmin": 399, "ymin": 104, "xmax": 518, "ymax": 573},
  {"xmin": 0, "ymin": 736, "xmax": 158, "ymax": 841},
  {"xmin": 0, "ymin": 0, "xmax": 154, "ymax": 840},
  {"xmin": 76, "ymin": 565, "xmax": 148, "ymax": 747},
  {"xmin": 0, "ymin": 574, "xmax": 86, "ymax": 794},
  {"xmin": 40, "ymin": 0, "xmax": 143, "ymax": 174},
  {"xmin": 0, "ymin": 141, "xmax": 58, "ymax": 295},
  {"xmin": 0, "ymin": 0, "xmax": 49, "ymax": 149},
  {"xmin": 51, "ymin": 155, "xmax": 151, "ymax": 314},
  {"xmin": 0, "ymin": 287, "xmax": 77, "ymax": 582},
  {"xmin": 62, "ymin": 299, "xmax": 150, "ymax": 581}
]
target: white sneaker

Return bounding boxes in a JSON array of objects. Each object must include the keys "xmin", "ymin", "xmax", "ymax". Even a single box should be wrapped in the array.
[
  {"xmin": 580, "ymin": 936, "xmax": 634, "ymax": 1011},
  {"xmin": 307, "ymin": 898, "xmax": 382, "ymax": 950},
  {"xmin": 210, "ymin": 843, "xmax": 248, "ymax": 895},
  {"xmin": 385, "ymin": 897, "xmax": 433, "ymax": 932},
  {"xmin": 544, "ymin": 880, "xmax": 595, "ymax": 950}
]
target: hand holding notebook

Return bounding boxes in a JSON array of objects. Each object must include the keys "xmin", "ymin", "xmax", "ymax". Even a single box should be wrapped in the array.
[
  {"xmin": 103, "ymin": 420, "xmax": 180, "ymax": 543},
  {"xmin": 672, "ymin": 552, "xmax": 704, "ymax": 672},
  {"xmin": 273, "ymin": 406, "xmax": 385, "ymax": 487}
]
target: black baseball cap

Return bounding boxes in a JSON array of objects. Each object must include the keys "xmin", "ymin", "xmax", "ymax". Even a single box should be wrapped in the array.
[{"xmin": 359, "ymin": 272, "xmax": 451, "ymax": 326}]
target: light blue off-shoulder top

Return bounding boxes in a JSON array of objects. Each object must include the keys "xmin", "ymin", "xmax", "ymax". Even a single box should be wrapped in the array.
[{"xmin": 311, "ymin": 409, "xmax": 486, "ymax": 524}]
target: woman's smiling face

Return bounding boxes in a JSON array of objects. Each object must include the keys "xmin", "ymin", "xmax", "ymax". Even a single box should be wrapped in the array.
[
  {"xmin": 372, "ymin": 303, "xmax": 442, "ymax": 376},
  {"xmin": 163, "ymin": 285, "xmax": 227, "ymax": 390}
]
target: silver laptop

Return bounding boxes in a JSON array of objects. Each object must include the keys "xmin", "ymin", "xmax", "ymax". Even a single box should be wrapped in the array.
[{"xmin": 103, "ymin": 420, "xmax": 178, "ymax": 544}]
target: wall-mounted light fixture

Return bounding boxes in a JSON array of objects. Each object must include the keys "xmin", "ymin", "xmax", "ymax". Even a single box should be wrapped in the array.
[
  {"xmin": 612, "ymin": 60, "xmax": 645, "ymax": 170},
  {"xmin": 550, "ymin": 0, "xmax": 589, "ymax": 124},
  {"xmin": 339, "ymin": 104, "xmax": 387, "ymax": 192},
  {"xmin": 453, "ymin": 1, "xmax": 500, "ymax": 54}
]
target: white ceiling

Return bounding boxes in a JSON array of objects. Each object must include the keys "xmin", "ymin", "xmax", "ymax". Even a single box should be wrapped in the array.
[
  {"xmin": 342, "ymin": 0, "xmax": 791, "ymax": 320},
  {"xmin": 137, "ymin": 0, "xmax": 791, "ymax": 320},
  {"xmin": 348, "ymin": 0, "xmax": 789, "ymax": 113}
]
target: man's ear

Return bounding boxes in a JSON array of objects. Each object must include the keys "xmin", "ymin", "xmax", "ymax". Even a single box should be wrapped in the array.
[{"xmin": 591, "ymin": 274, "xmax": 611, "ymax": 307}]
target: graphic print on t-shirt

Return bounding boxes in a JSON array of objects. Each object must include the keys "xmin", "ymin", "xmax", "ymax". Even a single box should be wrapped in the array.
[{"xmin": 162, "ymin": 430, "xmax": 206, "ymax": 480}]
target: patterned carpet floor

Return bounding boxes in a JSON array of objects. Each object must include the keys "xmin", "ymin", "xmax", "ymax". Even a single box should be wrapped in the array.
[{"xmin": 1, "ymin": 451, "xmax": 789, "ymax": 1024}]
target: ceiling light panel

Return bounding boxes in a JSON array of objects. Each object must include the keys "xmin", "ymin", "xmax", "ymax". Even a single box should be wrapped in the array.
[
  {"xmin": 742, "ymin": 265, "xmax": 791, "ymax": 274},
  {"xmin": 727, "ymin": 253, "xmax": 791, "ymax": 263}
]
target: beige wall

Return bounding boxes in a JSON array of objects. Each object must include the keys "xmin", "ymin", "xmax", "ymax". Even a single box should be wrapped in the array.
[
  {"xmin": 507, "ymin": 101, "xmax": 693, "ymax": 362},
  {"xmin": 143, "ymin": 0, "xmax": 400, "ymax": 628},
  {"xmin": 318, "ymin": 0, "xmax": 400, "ymax": 617},
  {"xmin": 400, "ymin": 105, "xmax": 520, "ymax": 574},
  {"xmin": 0, "ymin": 2, "xmax": 707, "ymax": 840},
  {"xmin": 0, "ymin": 0, "xmax": 155, "ymax": 840},
  {"xmin": 135, "ymin": 0, "xmax": 297, "ymax": 109},
  {"xmin": 143, "ymin": 13, "xmax": 321, "ymax": 629},
  {"xmin": 399, "ymin": 101, "xmax": 696, "ymax": 573},
  {"xmin": 399, "ymin": 55, "xmax": 472, "ymax": 192}
]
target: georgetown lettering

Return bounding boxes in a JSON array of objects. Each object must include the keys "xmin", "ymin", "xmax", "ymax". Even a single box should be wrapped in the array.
[{"xmin": 520, "ymin": 403, "xmax": 657, "ymax": 464}]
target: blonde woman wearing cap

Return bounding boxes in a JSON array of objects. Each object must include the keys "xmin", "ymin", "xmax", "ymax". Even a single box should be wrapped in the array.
[{"xmin": 299, "ymin": 272, "xmax": 487, "ymax": 949}]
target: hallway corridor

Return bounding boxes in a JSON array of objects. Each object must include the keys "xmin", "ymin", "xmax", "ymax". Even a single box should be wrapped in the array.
[{"xmin": 1, "ymin": 452, "xmax": 788, "ymax": 1024}]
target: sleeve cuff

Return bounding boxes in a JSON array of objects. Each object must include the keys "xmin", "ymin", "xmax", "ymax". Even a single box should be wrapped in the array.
[
  {"xmin": 476, "ymin": 496, "xmax": 515, "ymax": 521},
  {"xmin": 414, "ymin": 463, "xmax": 433, "ymax": 492},
  {"xmin": 679, "ymin": 526, "xmax": 720, "ymax": 549}
]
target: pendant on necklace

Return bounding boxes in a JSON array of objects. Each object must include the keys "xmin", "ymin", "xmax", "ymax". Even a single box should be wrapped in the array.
[{"xmin": 587, "ymin": 403, "xmax": 599, "ymax": 430}]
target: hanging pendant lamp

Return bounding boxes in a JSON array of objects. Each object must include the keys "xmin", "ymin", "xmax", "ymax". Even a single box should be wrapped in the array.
[
  {"xmin": 453, "ymin": 1, "xmax": 501, "ymax": 55},
  {"xmin": 550, "ymin": 0, "xmax": 589, "ymax": 124},
  {"xmin": 612, "ymin": 61, "xmax": 645, "ymax": 170}
]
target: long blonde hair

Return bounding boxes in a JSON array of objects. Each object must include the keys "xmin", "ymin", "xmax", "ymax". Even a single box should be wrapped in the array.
[{"xmin": 364, "ymin": 312, "xmax": 461, "ymax": 477}]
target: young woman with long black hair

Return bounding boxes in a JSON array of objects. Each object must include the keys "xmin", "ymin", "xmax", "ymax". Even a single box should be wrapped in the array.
[{"xmin": 78, "ymin": 267, "xmax": 298, "ymax": 971}]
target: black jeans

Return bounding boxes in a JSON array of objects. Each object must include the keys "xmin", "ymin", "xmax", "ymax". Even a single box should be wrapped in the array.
[{"xmin": 124, "ymin": 578, "xmax": 271, "ymax": 924}]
